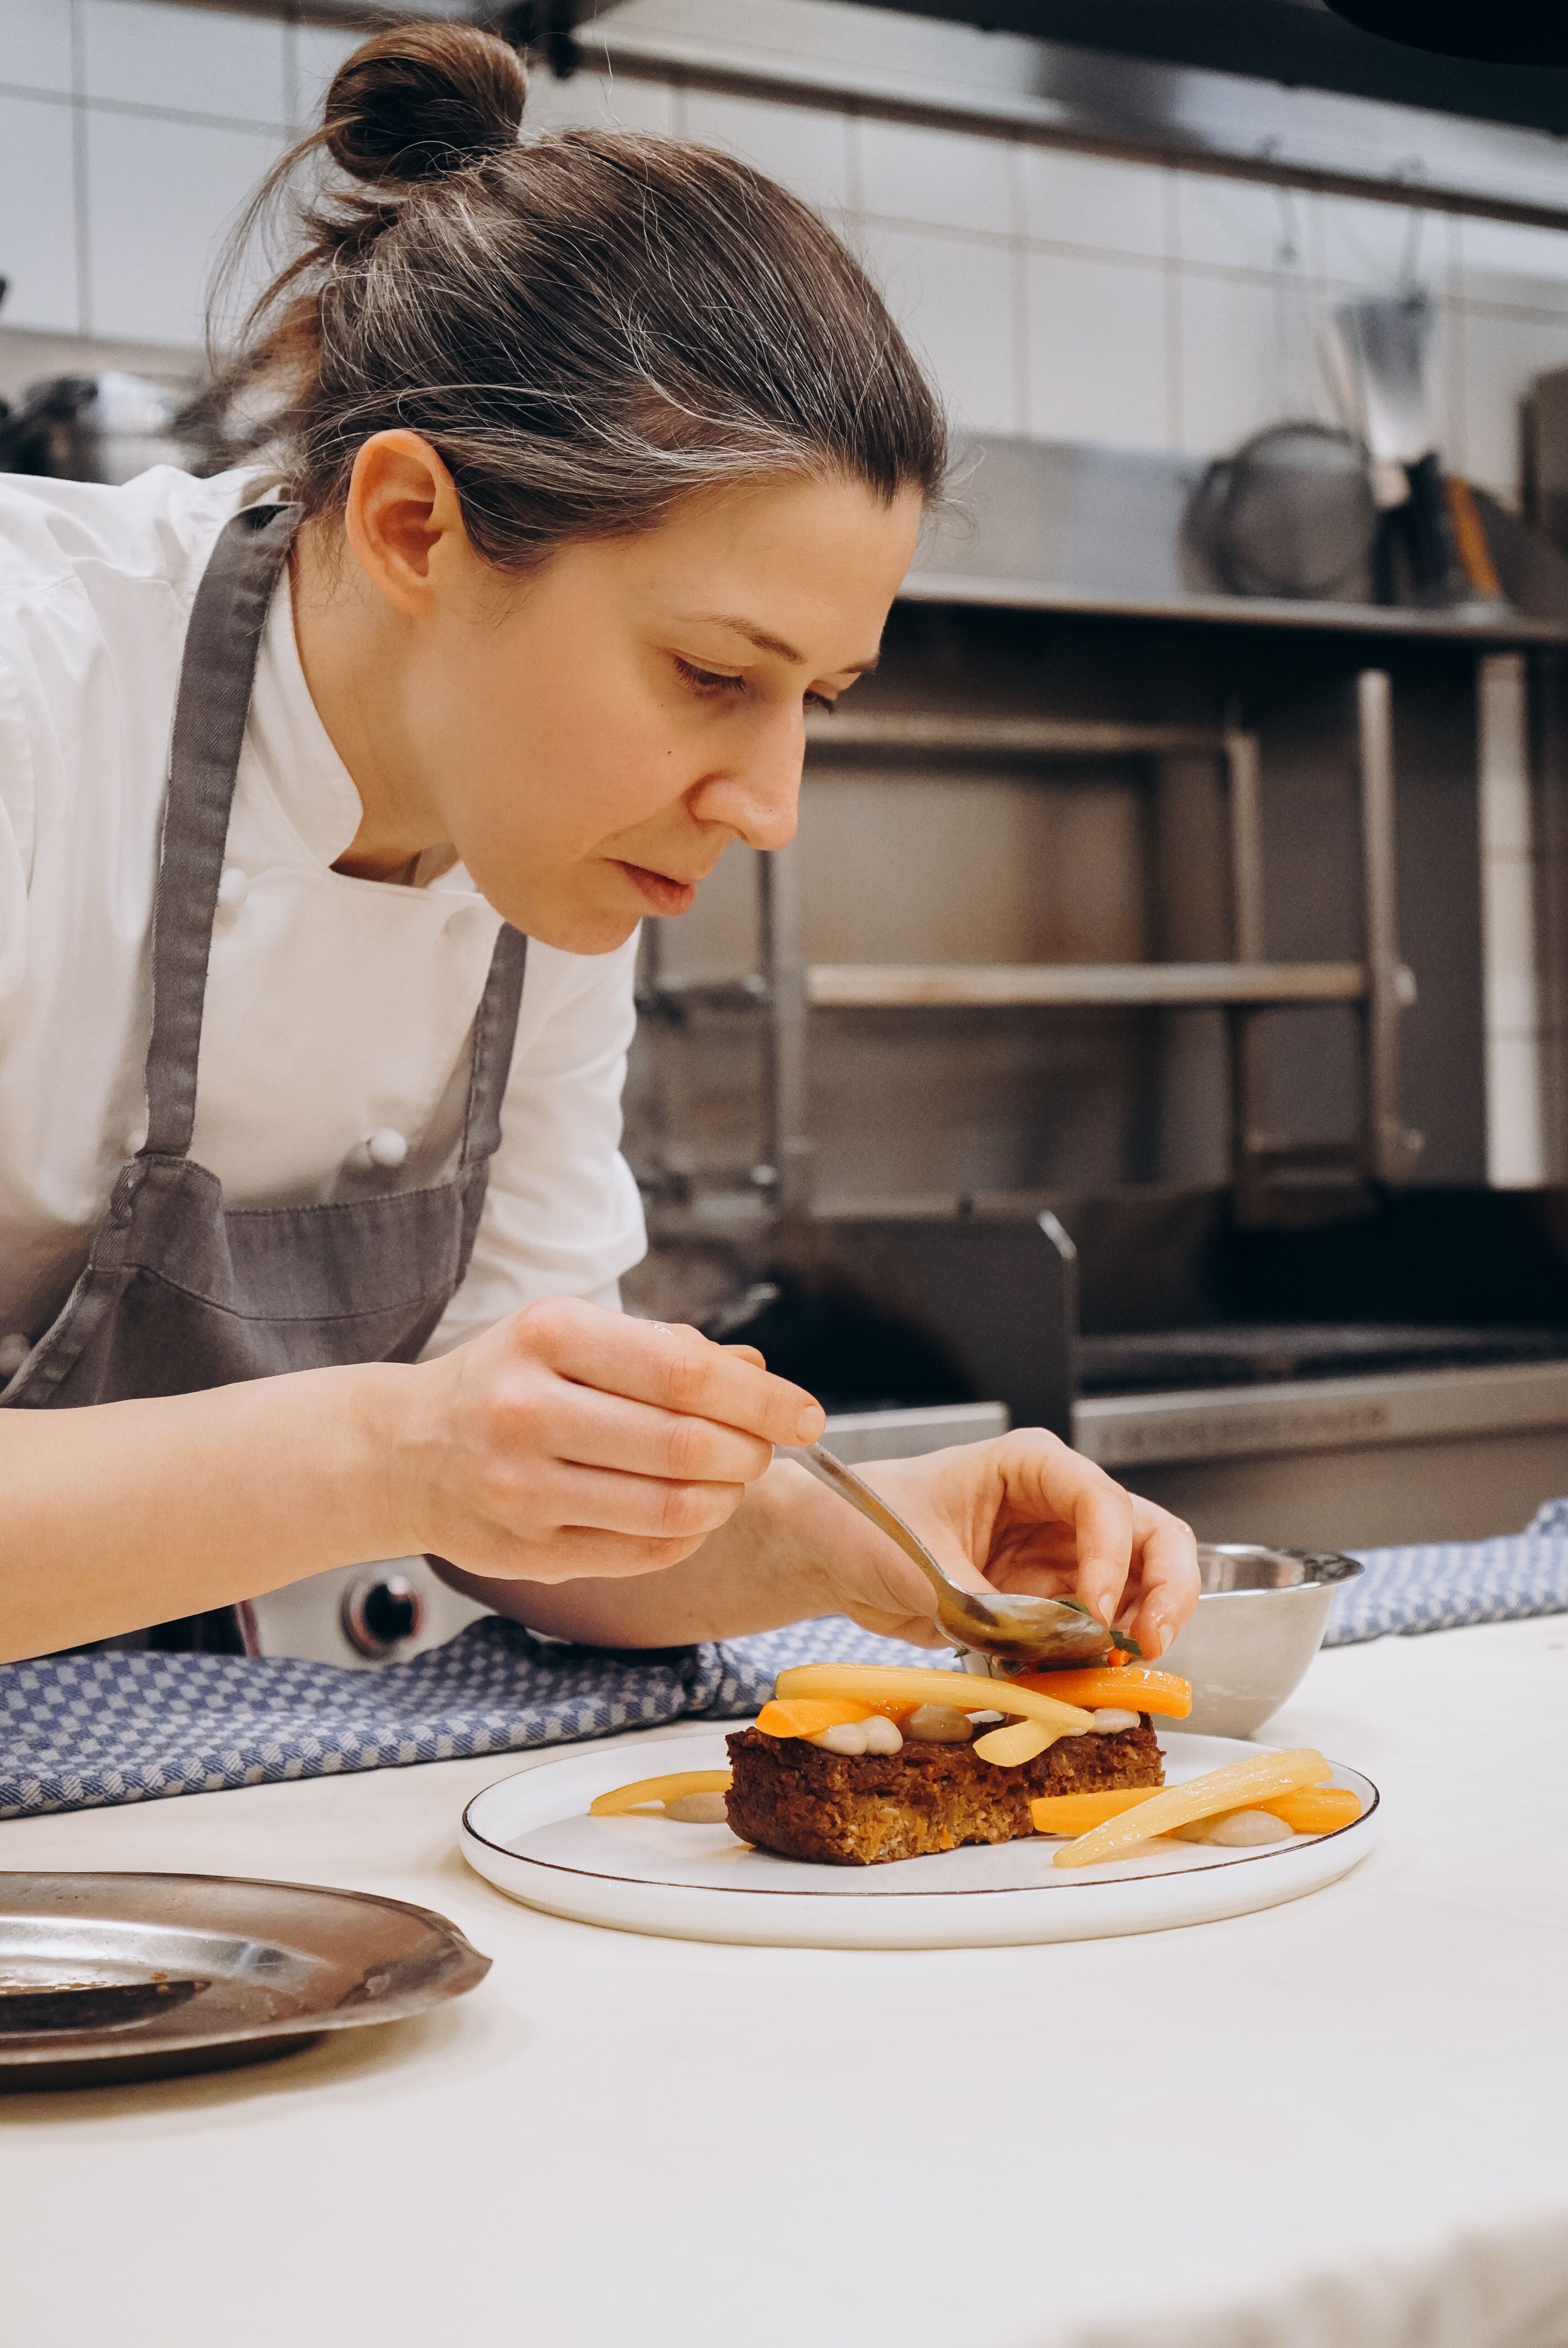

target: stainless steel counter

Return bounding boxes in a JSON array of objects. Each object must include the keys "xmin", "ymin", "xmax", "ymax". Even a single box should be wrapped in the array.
[{"xmin": 1076, "ymin": 1357, "xmax": 1568, "ymax": 1547}]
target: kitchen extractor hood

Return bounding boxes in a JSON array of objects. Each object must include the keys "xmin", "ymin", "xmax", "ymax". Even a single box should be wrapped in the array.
[
  {"xmin": 795, "ymin": 1, "xmax": 1568, "ymax": 129},
  {"xmin": 573, "ymin": 0, "xmax": 1568, "ymax": 137}
]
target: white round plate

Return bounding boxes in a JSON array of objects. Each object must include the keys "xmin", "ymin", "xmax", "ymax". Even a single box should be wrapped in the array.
[{"xmin": 460, "ymin": 1728, "xmax": 1380, "ymax": 1949}]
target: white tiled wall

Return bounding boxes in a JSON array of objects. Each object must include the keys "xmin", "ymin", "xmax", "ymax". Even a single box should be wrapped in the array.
[
  {"xmin": 4, "ymin": 3, "xmax": 1568, "ymax": 499},
  {"xmin": 0, "ymin": 0, "xmax": 360, "ymax": 345}
]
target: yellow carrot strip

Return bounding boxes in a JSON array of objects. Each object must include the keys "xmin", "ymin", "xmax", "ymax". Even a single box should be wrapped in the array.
[
  {"xmin": 1053, "ymin": 1749, "xmax": 1332, "ymax": 1867},
  {"xmin": 775, "ymin": 1663, "xmax": 1093, "ymax": 1737},
  {"xmin": 754, "ymin": 1698, "xmax": 872, "ymax": 1739},
  {"xmin": 973, "ymin": 1718, "xmax": 1059, "ymax": 1767},
  {"xmin": 590, "ymin": 1769, "xmax": 733, "ymax": 1817},
  {"xmin": 1030, "ymin": 1788, "xmax": 1161, "ymax": 1835},
  {"xmin": 1013, "ymin": 1667, "xmax": 1192, "ymax": 1720}
]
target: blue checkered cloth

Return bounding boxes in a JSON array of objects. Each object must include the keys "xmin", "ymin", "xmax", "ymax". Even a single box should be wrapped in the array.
[
  {"xmin": 1325, "ymin": 1496, "xmax": 1568, "ymax": 1645},
  {"xmin": 6, "ymin": 1502, "xmax": 1568, "ymax": 1820},
  {"xmin": 0, "ymin": 1614, "xmax": 940, "ymax": 1821}
]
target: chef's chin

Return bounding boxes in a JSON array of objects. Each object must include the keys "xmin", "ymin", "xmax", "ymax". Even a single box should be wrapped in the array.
[{"xmin": 522, "ymin": 891, "xmax": 647, "ymax": 957}]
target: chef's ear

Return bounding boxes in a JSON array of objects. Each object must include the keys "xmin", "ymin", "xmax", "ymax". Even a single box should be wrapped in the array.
[{"xmin": 342, "ymin": 430, "xmax": 474, "ymax": 616}]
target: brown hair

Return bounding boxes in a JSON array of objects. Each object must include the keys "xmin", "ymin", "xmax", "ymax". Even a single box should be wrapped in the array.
[{"xmin": 207, "ymin": 23, "xmax": 947, "ymax": 564}]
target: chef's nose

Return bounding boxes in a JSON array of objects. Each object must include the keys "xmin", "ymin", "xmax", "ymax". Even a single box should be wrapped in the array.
[{"xmin": 692, "ymin": 719, "xmax": 802, "ymax": 853}]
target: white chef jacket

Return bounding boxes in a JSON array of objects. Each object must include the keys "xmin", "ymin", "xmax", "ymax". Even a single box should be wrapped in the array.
[{"xmin": 0, "ymin": 464, "xmax": 647, "ymax": 1359}]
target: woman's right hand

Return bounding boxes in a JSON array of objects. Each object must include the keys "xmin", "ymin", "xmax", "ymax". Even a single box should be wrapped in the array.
[{"xmin": 384, "ymin": 1297, "xmax": 824, "ymax": 1583}]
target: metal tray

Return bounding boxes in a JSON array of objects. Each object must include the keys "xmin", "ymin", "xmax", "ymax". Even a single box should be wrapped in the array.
[{"xmin": 0, "ymin": 1872, "xmax": 490, "ymax": 2090}]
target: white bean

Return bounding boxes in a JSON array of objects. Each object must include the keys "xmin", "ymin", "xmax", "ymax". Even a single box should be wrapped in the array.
[
  {"xmin": 1198, "ymin": 1809, "xmax": 1294, "ymax": 1847},
  {"xmin": 663, "ymin": 1792, "xmax": 731, "ymax": 1824},
  {"xmin": 860, "ymin": 1714, "xmax": 904, "ymax": 1754},
  {"xmin": 1087, "ymin": 1708, "xmax": 1142, "ymax": 1734},
  {"xmin": 903, "ymin": 1703, "xmax": 975, "ymax": 1743},
  {"xmin": 811, "ymin": 1720, "xmax": 870, "ymax": 1755}
]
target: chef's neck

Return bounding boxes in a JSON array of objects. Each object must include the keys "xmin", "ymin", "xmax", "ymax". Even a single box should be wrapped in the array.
[{"xmin": 288, "ymin": 522, "xmax": 455, "ymax": 887}]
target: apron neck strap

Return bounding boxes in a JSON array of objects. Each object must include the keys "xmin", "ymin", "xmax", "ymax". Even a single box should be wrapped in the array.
[
  {"xmin": 143, "ymin": 497, "xmax": 528, "ymax": 1177},
  {"xmin": 461, "ymin": 925, "xmax": 528, "ymax": 1168},
  {"xmin": 142, "ymin": 502, "xmax": 301, "ymax": 1160}
]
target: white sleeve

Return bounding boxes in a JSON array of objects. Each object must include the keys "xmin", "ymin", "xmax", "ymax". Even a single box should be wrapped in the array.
[
  {"xmin": 0, "ymin": 647, "xmax": 35, "ymax": 1015},
  {"xmin": 421, "ymin": 930, "xmax": 647, "ymax": 1353}
]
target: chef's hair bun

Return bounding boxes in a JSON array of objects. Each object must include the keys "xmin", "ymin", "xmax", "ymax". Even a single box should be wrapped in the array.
[{"xmin": 323, "ymin": 24, "xmax": 527, "ymax": 187}]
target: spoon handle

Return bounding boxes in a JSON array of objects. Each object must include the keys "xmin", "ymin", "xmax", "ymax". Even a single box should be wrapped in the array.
[{"xmin": 798, "ymin": 1443, "xmax": 968, "ymax": 1604}]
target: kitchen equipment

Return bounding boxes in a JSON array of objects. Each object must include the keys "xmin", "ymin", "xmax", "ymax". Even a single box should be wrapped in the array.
[
  {"xmin": 1156, "ymin": 1544, "xmax": 1364, "ymax": 1736},
  {"xmin": 0, "ymin": 370, "xmax": 193, "ymax": 484},
  {"xmin": 800, "ymin": 1440, "xmax": 1115, "ymax": 1665},
  {"xmin": 1077, "ymin": 1322, "xmax": 1568, "ymax": 1394},
  {"xmin": 1325, "ymin": 0, "xmax": 1568, "ymax": 65},
  {"xmin": 1185, "ymin": 422, "xmax": 1379, "ymax": 600},
  {"xmin": 460, "ymin": 1727, "xmax": 1379, "ymax": 1948},
  {"xmin": 0, "ymin": 1872, "xmax": 490, "ymax": 2090}
]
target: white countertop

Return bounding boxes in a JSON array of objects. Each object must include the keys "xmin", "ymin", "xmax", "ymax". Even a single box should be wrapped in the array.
[{"xmin": 2, "ymin": 1618, "xmax": 1565, "ymax": 2348}]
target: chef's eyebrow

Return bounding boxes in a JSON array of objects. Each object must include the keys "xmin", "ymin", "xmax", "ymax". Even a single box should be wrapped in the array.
[{"xmin": 685, "ymin": 613, "xmax": 880, "ymax": 676}]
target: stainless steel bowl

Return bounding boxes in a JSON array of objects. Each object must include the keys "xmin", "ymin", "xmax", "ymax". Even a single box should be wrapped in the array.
[{"xmin": 1158, "ymin": 1544, "xmax": 1363, "ymax": 1737}]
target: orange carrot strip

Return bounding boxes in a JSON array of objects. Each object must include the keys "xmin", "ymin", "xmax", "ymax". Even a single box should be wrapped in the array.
[
  {"xmin": 1029, "ymin": 1789, "xmax": 1160, "ymax": 1836},
  {"xmin": 1031, "ymin": 1782, "xmax": 1360, "ymax": 1841},
  {"xmin": 1013, "ymin": 1666, "xmax": 1192, "ymax": 1719},
  {"xmin": 1264, "ymin": 1785, "xmax": 1362, "ymax": 1834},
  {"xmin": 754, "ymin": 1698, "xmax": 873, "ymax": 1740}
]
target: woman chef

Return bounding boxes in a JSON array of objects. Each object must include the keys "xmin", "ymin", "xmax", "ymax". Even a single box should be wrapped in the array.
[{"xmin": 0, "ymin": 25, "xmax": 1198, "ymax": 1666}]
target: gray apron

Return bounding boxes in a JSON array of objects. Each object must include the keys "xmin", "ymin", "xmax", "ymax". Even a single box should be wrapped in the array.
[{"xmin": 1, "ymin": 501, "xmax": 527, "ymax": 1650}]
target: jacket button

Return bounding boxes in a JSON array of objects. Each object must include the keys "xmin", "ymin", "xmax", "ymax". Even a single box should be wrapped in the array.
[
  {"xmin": 217, "ymin": 866, "xmax": 249, "ymax": 912},
  {"xmin": 0, "ymin": 1333, "xmax": 30, "ymax": 1376},
  {"xmin": 365, "ymin": 1127, "xmax": 408, "ymax": 1169}
]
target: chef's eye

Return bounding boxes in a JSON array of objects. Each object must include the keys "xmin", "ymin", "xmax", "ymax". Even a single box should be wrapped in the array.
[
  {"xmin": 674, "ymin": 657, "xmax": 746, "ymax": 698},
  {"xmin": 804, "ymin": 691, "xmax": 836, "ymax": 717}
]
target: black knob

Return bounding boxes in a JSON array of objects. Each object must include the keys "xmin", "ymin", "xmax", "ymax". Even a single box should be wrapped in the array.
[{"xmin": 342, "ymin": 1572, "xmax": 425, "ymax": 1659}]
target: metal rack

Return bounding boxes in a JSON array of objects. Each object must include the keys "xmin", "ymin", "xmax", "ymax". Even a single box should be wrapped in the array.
[{"xmin": 641, "ymin": 668, "xmax": 1420, "ymax": 1222}]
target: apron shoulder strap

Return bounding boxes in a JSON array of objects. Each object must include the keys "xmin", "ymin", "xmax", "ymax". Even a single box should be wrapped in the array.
[
  {"xmin": 142, "ymin": 501, "xmax": 301, "ymax": 1160},
  {"xmin": 460, "ymin": 924, "xmax": 528, "ymax": 1169}
]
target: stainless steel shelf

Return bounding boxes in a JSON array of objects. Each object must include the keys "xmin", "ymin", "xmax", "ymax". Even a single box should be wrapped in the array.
[
  {"xmin": 804, "ymin": 960, "xmax": 1368, "ymax": 1010},
  {"xmin": 1076, "ymin": 1358, "xmax": 1568, "ymax": 1471},
  {"xmin": 900, "ymin": 569, "xmax": 1568, "ymax": 647},
  {"xmin": 804, "ymin": 712, "xmax": 1229, "ymax": 758},
  {"xmin": 639, "ymin": 670, "xmax": 1420, "ymax": 1222}
]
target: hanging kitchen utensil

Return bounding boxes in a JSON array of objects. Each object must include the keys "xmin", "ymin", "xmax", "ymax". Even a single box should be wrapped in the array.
[
  {"xmin": 1324, "ymin": 0, "xmax": 1568, "ymax": 65},
  {"xmin": 1324, "ymin": 291, "xmax": 1472, "ymax": 606},
  {"xmin": 1185, "ymin": 421, "xmax": 1379, "ymax": 600}
]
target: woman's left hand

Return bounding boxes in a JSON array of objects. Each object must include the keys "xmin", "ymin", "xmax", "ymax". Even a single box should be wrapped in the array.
[{"xmin": 808, "ymin": 1431, "xmax": 1199, "ymax": 1661}]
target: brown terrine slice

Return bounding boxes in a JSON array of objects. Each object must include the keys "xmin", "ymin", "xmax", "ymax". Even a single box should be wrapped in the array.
[{"xmin": 725, "ymin": 1719, "xmax": 1163, "ymax": 1866}]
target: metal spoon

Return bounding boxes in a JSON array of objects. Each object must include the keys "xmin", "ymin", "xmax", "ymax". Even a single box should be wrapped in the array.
[{"xmin": 798, "ymin": 1442, "xmax": 1116, "ymax": 1668}]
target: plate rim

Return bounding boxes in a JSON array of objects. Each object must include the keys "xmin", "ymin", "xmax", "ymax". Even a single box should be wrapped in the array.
[
  {"xmin": 460, "ymin": 1730, "xmax": 1381, "ymax": 1902},
  {"xmin": 0, "ymin": 1868, "xmax": 492, "ymax": 2071}
]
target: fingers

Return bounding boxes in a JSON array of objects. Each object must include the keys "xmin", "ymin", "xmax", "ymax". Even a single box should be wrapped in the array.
[
  {"xmin": 1123, "ymin": 1499, "xmax": 1200, "ymax": 1659},
  {"xmin": 440, "ymin": 1456, "xmax": 749, "ymax": 1578},
  {"xmin": 842, "ymin": 1434, "xmax": 1195, "ymax": 1667},
  {"xmin": 986, "ymin": 1430, "xmax": 1136, "ymax": 1629},
  {"xmin": 1064, "ymin": 1476, "xmax": 1136, "ymax": 1632},
  {"xmin": 524, "ymin": 1300, "xmax": 824, "ymax": 1449},
  {"xmin": 450, "ymin": 1528, "xmax": 705, "ymax": 1583},
  {"xmin": 539, "ymin": 1464, "xmax": 746, "ymax": 1543},
  {"xmin": 544, "ymin": 1386, "xmax": 774, "ymax": 1486}
]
